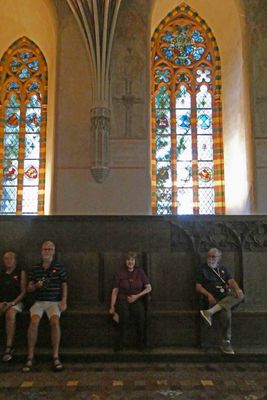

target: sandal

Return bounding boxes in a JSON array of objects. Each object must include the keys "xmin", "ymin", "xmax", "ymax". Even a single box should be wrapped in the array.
[
  {"xmin": 22, "ymin": 358, "xmax": 34, "ymax": 373},
  {"xmin": 53, "ymin": 357, "xmax": 64, "ymax": 372},
  {"xmin": 2, "ymin": 347, "xmax": 14, "ymax": 362}
]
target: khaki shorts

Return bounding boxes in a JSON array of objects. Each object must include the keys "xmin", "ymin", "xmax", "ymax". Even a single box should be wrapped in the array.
[
  {"xmin": 0, "ymin": 301, "xmax": 24, "ymax": 313},
  {"xmin": 30, "ymin": 301, "xmax": 61, "ymax": 319}
]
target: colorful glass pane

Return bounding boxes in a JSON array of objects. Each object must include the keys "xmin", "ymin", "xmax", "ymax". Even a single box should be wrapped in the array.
[
  {"xmin": 197, "ymin": 136, "xmax": 213, "ymax": 160},
  {"xmin": 177, "ymin": 73, "xmax": 190, "ymax": 82},
  {"xmin": 155, "ymin": 86, "xmax": 170, "ymax": 108},
  {"xmin": 156, "ymin": 110, "xmax": 171, "ymax": 134},
  {"xmin": 196, "ymin": 69, "xmax": 211, "ymax": 83},
  {"xmin": 176, "ymin": 110, "xmax": 191, "ymax": 135},
  {"xmin": 23, "ymin": 160, "xmax": 39, "ymax": 185},
  {"xmin": 156, "ymin": 136, "xmax": 171, "ymax": 161},
  {"xmin": 5, "ymin": 108, "xmax": 20, "ymax": 132},
  {"xmin": 198, "ymin": 161, "xmax": 213, "ymax": 187},
  {"xmin": 0, "ymin": 186, "xmax": 17, "ymax": 214},
  {"xmin": 25, "ymin": 109, "xmax": 41, "ymax": 132},
  {"xmin": 22, "ymin": 186, "xmax": 38, "ymax": 214},
  {"xmin": 28, "ymin": 60, "xmax": 39, "ymax": 71},
  {"xmin": 177, "ymin": 161, "xmax": 192, "ymax": 187},
  {"xmin": 25, "ymin": 134, "xmax": 40, "ymax": 159},
  {"xmin": 2, "ymin": 160, "xmax": 18, "ymax": 185},
  {"xmin": 156, "ymin": 188, "xmax": 172, "ymax": 215},
  {"xmin": 156, "ymin": 162, "xmax": 172, "ymax": 188},
  {"xmin": 7, "ymin": 82, "xmax": 20, "ymax": 91},
  {"xmin": 197, "ymin": 110, "xmax": 212, "ymax": 134},
  {"xmin": 29, "ymin": 94, "xmax": 41, "ymax": 108},
  {"xmin": 177, "ymin": 188, "xmax": 193, "ymax": 214},
  {"xmin": 6, "ymin": 94, "xmax": 20, "ymax": 107},
  {"xmin": 10, "ymin": 60, "xmax": 22, "ymax": 72},
  {"xmin": 177, "ymin": 135, "xmax": 192, "ymax": 161},
  {"xmin": 197, "ymin": 85, "xmax": 212, "ymax": 108},
  {"xmin": 18, "ymin": 68, "xmax": 31, "ymax": 79},
  {"xmin": 160, "ymin": 24, "xmax": 206, "ymax": 66},
  {"xmin": 19, "ymin": 52, "xmax": 32, "ymax": 62},
  {"xmin": 4, "ymin": 134, "xmax": 19, "ymax": 159},
  {"xmin": 28, "ymin": 82, "xmax": 40, "ymax": 91},
  {"xmin": 176, "ymin": 86, "xmax": 191, "ymax": 108},
  {"xmin": 199, "ymin": 188, "xmax": 214, "ymax": 214},
  {"xmin": 155, "ymin": 69, "xmax": 171, "ymax": 83}
]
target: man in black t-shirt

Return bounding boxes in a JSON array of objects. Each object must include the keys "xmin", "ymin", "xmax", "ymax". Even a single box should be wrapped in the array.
[
  {"xmin": 22, "ymin": 241, "xmax": 67, "ymax": 372},
  {"xmin": 196, "ymin": 248, "xmax": 244, "ymax": 355}
]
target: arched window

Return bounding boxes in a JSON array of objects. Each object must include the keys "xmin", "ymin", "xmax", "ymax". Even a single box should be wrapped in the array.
[
  {"xmin": 0, "ymin": 37, "xmax": 47, "ymax": 214},
  {"xmin": 151, "ymin": 4, "xmax": 225, "ymax": 215}
]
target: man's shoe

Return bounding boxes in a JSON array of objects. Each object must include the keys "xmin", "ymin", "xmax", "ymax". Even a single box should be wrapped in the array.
[
  {"xmin": 200, "ymin": 310, "xmax": 212, "ymax": 326},
  {"xmin": 220, "ymin": 341, "xmax": 235, "ymax": 355}
]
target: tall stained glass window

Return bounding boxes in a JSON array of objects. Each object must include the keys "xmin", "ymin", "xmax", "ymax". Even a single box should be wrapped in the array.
[
  {"xmin": 0, "ymin": 37, "xmax": 47, "ymax": 214},
  {"xmin": 151, "ymin": 4, "xmax": 225, "ymax": 215}
]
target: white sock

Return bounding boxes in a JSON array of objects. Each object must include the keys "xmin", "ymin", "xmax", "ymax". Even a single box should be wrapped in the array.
[{"xmin": 208, "ymin": 304, "xmax": 222, "ymax": 315}]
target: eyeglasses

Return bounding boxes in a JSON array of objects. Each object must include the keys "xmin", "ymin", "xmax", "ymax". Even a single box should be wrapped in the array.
[
  {"xmin": 208, "ymin": 255, "xmax": 219, "ymax": 258},
  {"xmin": 42, "ymin": 248, "xmax": 54, "ymax": 251}
]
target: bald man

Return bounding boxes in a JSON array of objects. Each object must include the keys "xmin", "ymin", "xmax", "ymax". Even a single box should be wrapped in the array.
[{"xmin": 196, "ymin": 248, "xmax": 244, "ymax": 355}]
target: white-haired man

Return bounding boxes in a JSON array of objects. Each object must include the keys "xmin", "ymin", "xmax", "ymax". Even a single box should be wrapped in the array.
[{"xmin": 196, "ymin": 248, "xmax": 244, "ymax": 354}]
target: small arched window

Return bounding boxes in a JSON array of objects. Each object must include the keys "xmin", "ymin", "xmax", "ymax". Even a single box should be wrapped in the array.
[
  {"xmin": 0, "ymin": 37, "xmax": 48, "ymax": 214},
  {"xmin": 151, "ymin": 4, "xmax": 225, "ymax": 215}
]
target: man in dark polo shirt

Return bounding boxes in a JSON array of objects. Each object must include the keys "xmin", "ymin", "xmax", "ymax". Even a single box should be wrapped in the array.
[
  {"xmin": 23, "ymin": 241, "xmax": 67, "ymax": 372},
  {"xmin": 196, "ymin": 248, "xmax": 244, "ymax": 354}
]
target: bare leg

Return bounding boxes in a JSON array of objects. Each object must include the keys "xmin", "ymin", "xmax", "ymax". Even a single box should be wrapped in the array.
[
  {"xmin": 50, "ymin": 315, "xmax": 61, "ymax": 358},
  {"xmin": 5, "ymin": 308, "xmax": 17, "ymax": 348},
  {"xmin": 27, "ymin": 315, "xmax": 41, "ymax": 360}
]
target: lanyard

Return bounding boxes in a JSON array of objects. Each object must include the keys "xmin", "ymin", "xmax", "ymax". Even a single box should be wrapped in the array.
[{"xmin": 209, "ymin": 266, "xmax": 226, "ymax": 285}]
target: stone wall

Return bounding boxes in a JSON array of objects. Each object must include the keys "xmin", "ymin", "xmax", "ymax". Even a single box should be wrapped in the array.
[
  {"xmin": 243, "ymin": 0, "xmax": 267, "ymax": 212},
  {"xmin": 0, "ymin": 215, "xmax": 266, "ymax": 348}
]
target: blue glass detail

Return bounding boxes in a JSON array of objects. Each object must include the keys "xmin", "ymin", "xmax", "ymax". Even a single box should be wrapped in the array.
[
  {"xmin": 199, "ymin": 114, "xmax": 211, "ymax": 129},
  {"xmin": 28, "ymin": 60, "xmax": 39, "ymax": 71},
  {"xmin": 18, "ymin": 68, "xmax": 31, "ymax": 79},
  {"xmin": 178, "ymin": 115, "xmax": 191, "ymax": 128}
]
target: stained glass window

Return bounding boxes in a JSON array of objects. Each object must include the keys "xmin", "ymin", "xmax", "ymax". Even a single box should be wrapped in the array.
[
  {"xmin": 0, "ymin": 37, "xmax": 47, "ymax": 214},
  {"xmin": 151, "ymin": 4, "xmax": 225, "ymax": 215}
]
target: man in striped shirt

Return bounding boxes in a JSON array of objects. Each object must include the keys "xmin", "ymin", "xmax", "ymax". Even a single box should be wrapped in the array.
[{"xmin": 23, "ymin": 241, "xmax": 68, "ymax": 372}]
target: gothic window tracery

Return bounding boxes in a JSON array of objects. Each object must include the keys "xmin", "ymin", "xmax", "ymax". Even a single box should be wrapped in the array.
[
  {"xmin": 151, "ymin": 4, "xmax": 225, "ymax": 215},
  {"xmin": 0, "ymin": 37, "xmax": 47, "ymax": 214}
]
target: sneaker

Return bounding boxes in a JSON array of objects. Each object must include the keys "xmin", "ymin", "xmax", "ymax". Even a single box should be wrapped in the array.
[
  {"xmin": 200, "ymin": 310, "xmax": 212, "ymax": 326},
  {"xmin": 220, "ymin": 341, "xmax": 235, "ymax": 355}
]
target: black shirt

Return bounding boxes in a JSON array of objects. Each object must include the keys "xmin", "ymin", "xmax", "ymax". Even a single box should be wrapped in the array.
[
  {"xmin": 0, "ymin": 267, "xmax": 23, "ymax": 302},
  {"xmin": 196, "ymin": 263, "xmax": 232, "ymax": 300},
  {"xmin": 28, "ymin": 262, "xmax": 67, "ymax": 302}
]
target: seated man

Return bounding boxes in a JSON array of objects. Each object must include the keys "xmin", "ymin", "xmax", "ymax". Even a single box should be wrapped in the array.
[
  {"xmin": 23, "ymin": 241, "xmax": 67, "ymax": 372},
  {"xmin": 196, "ymin": 247, "xmax": 244, "ymax": 355}
]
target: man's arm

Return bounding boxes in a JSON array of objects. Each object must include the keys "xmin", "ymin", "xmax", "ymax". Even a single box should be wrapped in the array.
[
  {"xmin": 227, "ymin": 278, "xmax": 244, "ymax": 298},
  {"xmin": 195, "ymin": 283, "xmax": 217, "ymax": 306},
  {"xmin": 59, "ymin": 282, "xmax": 68, "ymax": 312}
]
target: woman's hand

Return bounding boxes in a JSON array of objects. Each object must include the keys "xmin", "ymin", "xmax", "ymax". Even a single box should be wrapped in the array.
[
  {"xmin": 127, "ymin": 294, "xmax": 139, "ymax": 304},
  {"xmin": 109, "ymin": 306, "xmax": 115, "ymax": 315}
]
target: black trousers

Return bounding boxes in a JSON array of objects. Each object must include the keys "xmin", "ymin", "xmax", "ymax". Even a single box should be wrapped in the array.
[{"xmin": 116, "ymin": 299, "xmax": 146, "ymax": 347}]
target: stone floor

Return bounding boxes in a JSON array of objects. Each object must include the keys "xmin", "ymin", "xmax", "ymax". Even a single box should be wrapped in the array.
[{"xmin": 0, "ymin": 360, "xmax": 267, "ymax": 400}]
